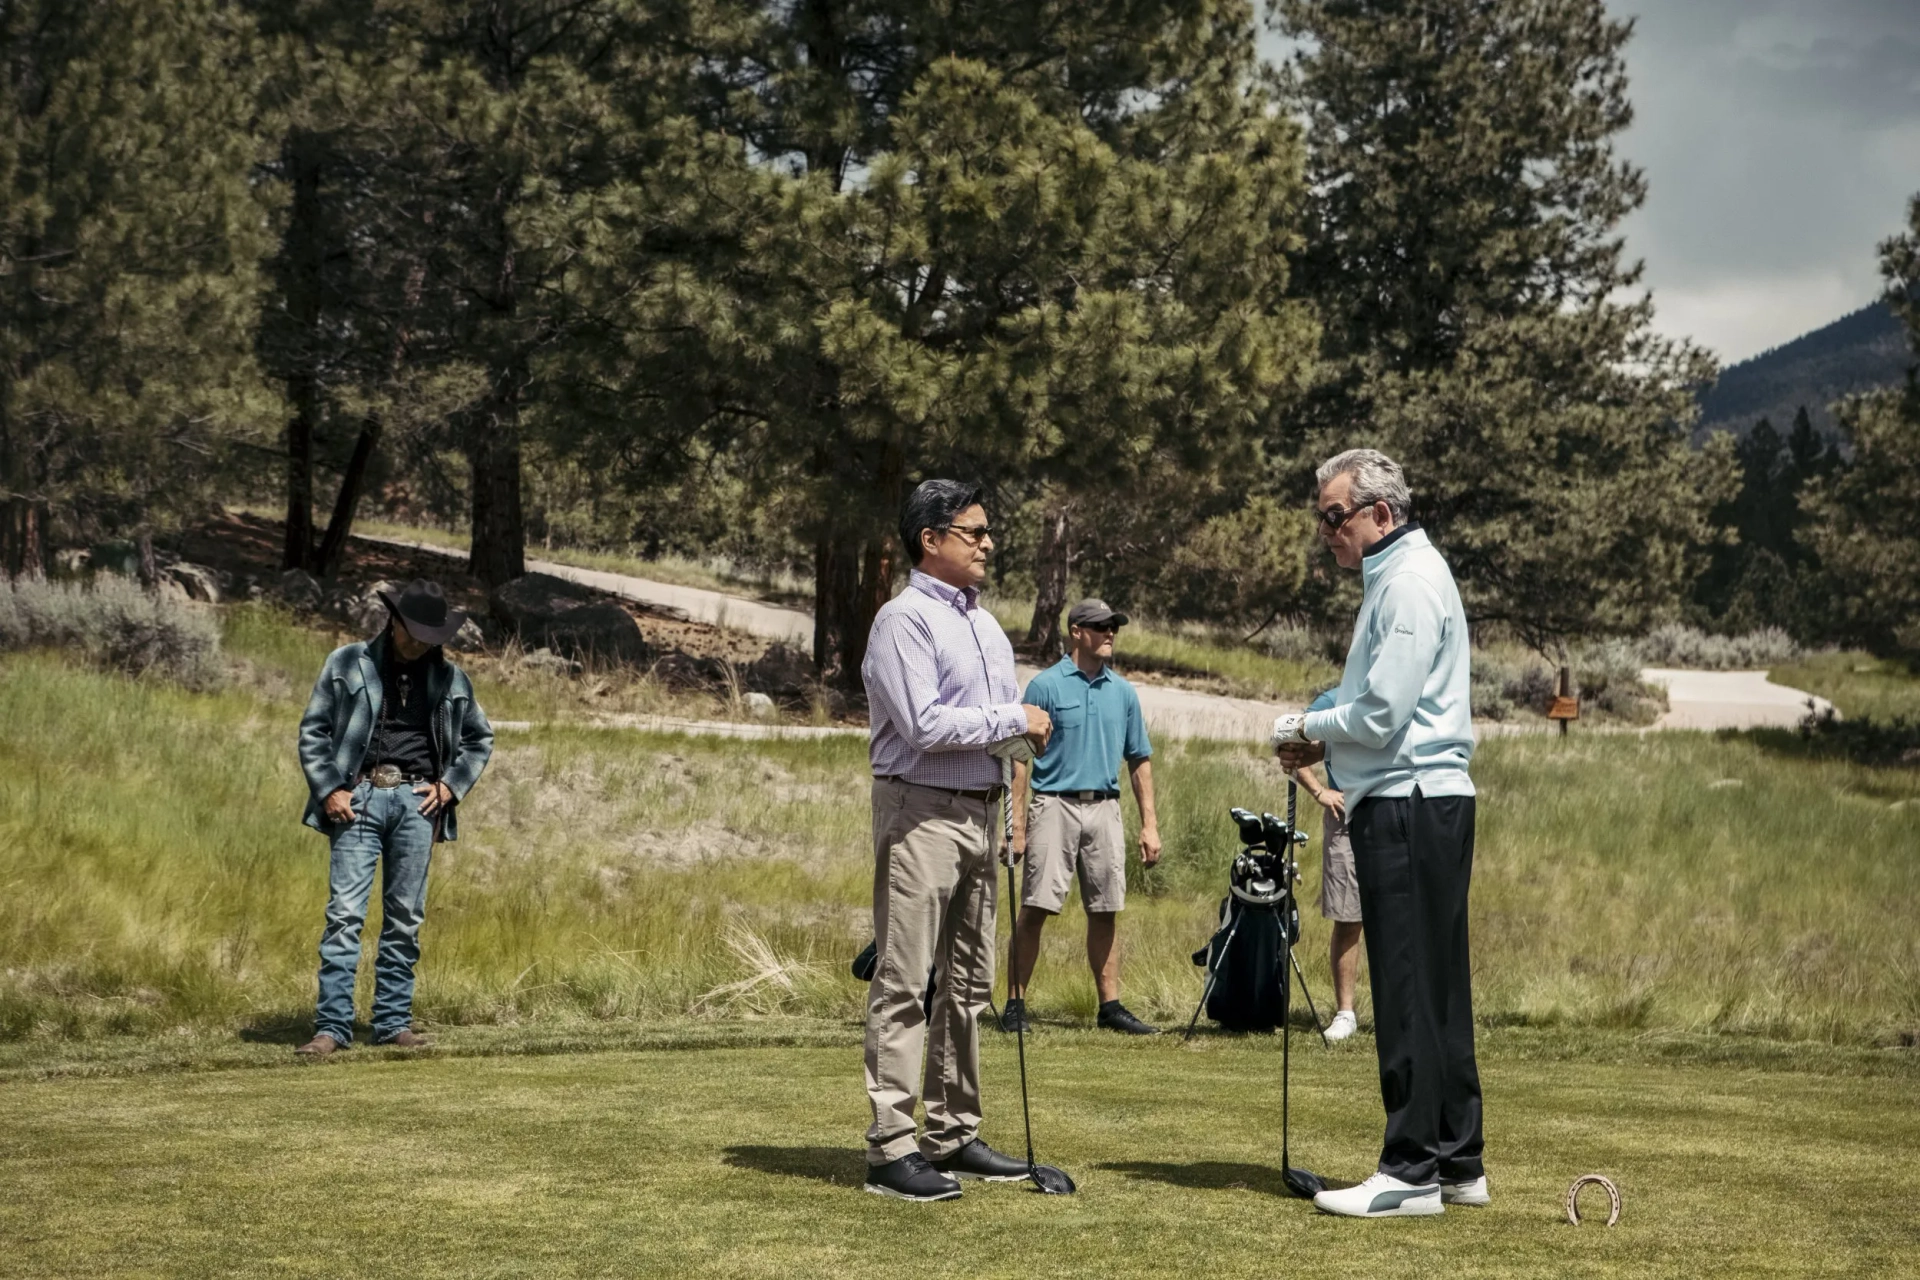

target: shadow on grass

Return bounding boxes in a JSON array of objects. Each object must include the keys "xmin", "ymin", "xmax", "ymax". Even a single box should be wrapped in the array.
[
  {"xmin": 1739, "ymin": 720, "xmax": 1920, "ymax": 771},
  {"xmin": 237, "ymin": 1011, "xmax": 319, "ymax": 1045},
  {"xmin": 1098, "ymin": 1160, "xmax": 1349, "ymax": 1196},
  {"xmin": 724, "ymin": 1144, "xmax": 866, "ymax": 1187}
]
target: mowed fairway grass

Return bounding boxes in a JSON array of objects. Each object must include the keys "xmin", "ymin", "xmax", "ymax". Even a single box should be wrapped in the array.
[{"xmin": 4, "ymin": 1028, "xmax": 1917, "ymax": 1278}]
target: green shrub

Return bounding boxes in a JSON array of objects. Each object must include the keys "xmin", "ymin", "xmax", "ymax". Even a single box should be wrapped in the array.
[
  {"xmin": 1470, "ymin": 642, "xmax": 1665, "ymax": 724},
  {"xmin": 1573, "ymin": 637, "xmax": 1659, "ymax": 718},
  {"xmin": 1639, "ymin": 623, "xmax": 1801, "ymax": 670},
  {"xmin": 0, "ymin": 575, "xmax": 222, "ymax": 688},
  {"xmin": 1256, "ymin": 622, "xmax": 1334, "ymax": 666}
]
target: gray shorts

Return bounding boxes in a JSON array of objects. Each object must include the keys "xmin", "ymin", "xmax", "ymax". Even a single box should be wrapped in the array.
[
  {"xmin": 1021, "ymin": 793, "xmax": 1126, "ymax": 914},
  {"xmin": 1319, "ymin": 810, "xmax": 1362, "ymax": 923}
]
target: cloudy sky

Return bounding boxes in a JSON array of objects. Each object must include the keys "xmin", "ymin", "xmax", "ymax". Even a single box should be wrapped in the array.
[
  {"xmin": 1613, "ymin": 0, "xmax": 1920, "ymax": 363},
  {"xmin": 1260, "ymin": 0, "xmax": 1920, "ymax": 365}
]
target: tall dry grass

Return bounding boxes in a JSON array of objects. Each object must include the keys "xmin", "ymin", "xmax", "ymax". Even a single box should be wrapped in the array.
[{"xmin": 2, "ymin": 608, "xmax": 1917, "ymax": 1047}]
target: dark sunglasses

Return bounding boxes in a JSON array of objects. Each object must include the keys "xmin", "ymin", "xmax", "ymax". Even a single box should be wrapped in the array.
[
  {"xmin": 942, "ymin": 523, "xmax": 993, "ymax": 545},
  {"xmin": 1316, "ymin": 502, "xmax": 1375, "ymax": 532}
]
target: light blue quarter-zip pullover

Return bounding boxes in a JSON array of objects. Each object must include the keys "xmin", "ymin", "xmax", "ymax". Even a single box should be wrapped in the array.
[{"xmin": 1302, "ymin": 524, "xmax": 1474, "ymax": 804}]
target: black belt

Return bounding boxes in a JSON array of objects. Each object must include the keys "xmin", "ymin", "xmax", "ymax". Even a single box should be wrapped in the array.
[
  {"xmin": 1037, "ymin": 789, "xmax": 1120, "ymax": 801},
  {"xmin": 877, "ymin": 776, "xmax": 1003, "ymax": 803}
]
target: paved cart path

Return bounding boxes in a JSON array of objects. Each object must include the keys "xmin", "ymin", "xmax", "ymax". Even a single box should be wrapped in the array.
[
  {"xmin": 1642, "ymin": 667, "xmax": 1833, "ymax": 731},
  {"xmin": 359, "ymin": 533, "xmax": 1829, "ymax": 741}
]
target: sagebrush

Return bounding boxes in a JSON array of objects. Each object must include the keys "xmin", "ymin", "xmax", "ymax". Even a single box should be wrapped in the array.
[
  {"xmin": 1639, "ymin": 623, "xmax": 1802, "ymax": 670},
  {"xmin": 0, "ymin": 575, "xmax": 222, "ymax": 688}
]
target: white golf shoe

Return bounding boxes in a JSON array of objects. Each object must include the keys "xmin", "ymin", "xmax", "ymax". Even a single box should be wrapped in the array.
[
  {"xmin": 1442, "ymin": 1174, "xmax": 1491, "ymax": 1206},
  {"xmin": 1313, "ymin": 1172, "xmax": 1443, "ymax": 1218},
  {"xmin": 1324, "ymin": 1010, "xmax": 1358, "ymax": 1042}
]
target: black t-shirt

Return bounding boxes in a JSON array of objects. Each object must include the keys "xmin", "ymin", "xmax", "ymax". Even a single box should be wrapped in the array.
[{"xmin": 368, "ymin": 647, "xmax": 438, "ymax": 778}]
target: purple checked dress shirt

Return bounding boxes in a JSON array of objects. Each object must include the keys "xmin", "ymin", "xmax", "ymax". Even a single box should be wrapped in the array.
[{"xmin": 862, "ymin": 570, "xmax": 1026, "ymax": 790}]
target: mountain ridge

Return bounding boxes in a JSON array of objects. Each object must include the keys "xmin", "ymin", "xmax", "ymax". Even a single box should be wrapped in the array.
[{"xmin": 1695, "ymin": 301, "xmax": 1909, "ymax": 441}]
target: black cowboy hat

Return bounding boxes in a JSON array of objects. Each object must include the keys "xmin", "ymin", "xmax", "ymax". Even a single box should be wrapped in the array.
[{"xmin": 376, "ymin": 578, "xmax": 468, "ymax": 647}]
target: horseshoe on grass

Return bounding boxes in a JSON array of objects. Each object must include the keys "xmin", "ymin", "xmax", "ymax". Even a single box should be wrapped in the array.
[{"xmin": 1565, "ymin": 1173, "xmax": 1622, "ymax": 1226}]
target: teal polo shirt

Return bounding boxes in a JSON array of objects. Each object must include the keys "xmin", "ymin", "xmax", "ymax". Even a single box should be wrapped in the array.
[{"xmin": 1023, "ymin": 656, "xmax": 1153, "ymax": 794}]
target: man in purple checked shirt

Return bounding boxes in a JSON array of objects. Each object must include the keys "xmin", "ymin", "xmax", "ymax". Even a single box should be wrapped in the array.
[{"xmin": 857, "ymin": 478, "xmax": 1055, "ymax": 1202}]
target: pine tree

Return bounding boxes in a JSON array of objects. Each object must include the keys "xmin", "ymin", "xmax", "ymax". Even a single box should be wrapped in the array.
[
  {"xmin": 250, "ymin": 3, "xmax": 458, "ymax": 577},
  {"xmin": 0, "ymin": 0, "xmax": 278, "ymax": 578},
  {"xmin": 1276, "ymin": 0, "xmax": 1736, "ymax": 648},
  {"xmin": 251, "ymin": 0, "xmax": 704, "ymax": 588},
  {"xmin": 550, "ymin": 1, "xmax": 1318, "ymax": 678},
  {"xmin": 1801, "ymin": 193, "xmax": 1920, "ymax": 657}
]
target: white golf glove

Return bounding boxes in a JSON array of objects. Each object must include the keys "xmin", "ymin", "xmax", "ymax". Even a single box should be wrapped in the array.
[
  {"xmin": 1270, "ymin": 713, "xmax": 1309, "ymax": 747},
  {"xmin": 988, "ymin": 736, "xmax": 1036, "ymax": 764}
]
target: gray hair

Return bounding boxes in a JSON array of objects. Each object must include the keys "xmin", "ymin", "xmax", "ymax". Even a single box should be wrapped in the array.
[{"xmin": 1315, "ymin": 448, "xmax": 1411, "ymax": 524}]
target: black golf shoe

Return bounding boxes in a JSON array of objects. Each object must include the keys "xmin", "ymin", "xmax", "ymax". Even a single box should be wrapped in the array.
[
  {"xmin": 1097, "ymin": 1000, "xmax": 1158, "ymax": 1035},
  {"xmin": 864, "ymin": 1153, "xmax": 962, "ymax": 1202},
  {"xmin": 930, "ymin": 1139, "xmax": 1030, "ymax": 1183},
  {"xmin": 999, "ymin": 997, "xmax": 1029, "ymax": 1033}
]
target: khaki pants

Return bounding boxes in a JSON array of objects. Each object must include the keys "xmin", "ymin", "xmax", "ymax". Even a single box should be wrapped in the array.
[{"xmin": 863, "ymin": 777, "xmax": 1001, "ymax": 1165}]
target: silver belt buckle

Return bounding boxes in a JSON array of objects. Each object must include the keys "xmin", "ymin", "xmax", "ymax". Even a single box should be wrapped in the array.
[{"xmin": 369, "ymin": 764, "xmax": 405, "ymax": 788}]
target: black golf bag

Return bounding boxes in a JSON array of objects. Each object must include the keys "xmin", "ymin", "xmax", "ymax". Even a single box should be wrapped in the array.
[
  {"xmin": 1189, "ymin": 807, "xmax": 1304, "ymax": 1033},
  {"xmin": 1192, "ymin": 894, "xmax": 1298, "ymax": 1031}
]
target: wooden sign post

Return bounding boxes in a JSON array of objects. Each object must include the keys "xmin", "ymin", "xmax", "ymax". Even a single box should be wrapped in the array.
[{"xmin": 1546, "ymin": 664, "xmax": 1579, "ymax": 736}]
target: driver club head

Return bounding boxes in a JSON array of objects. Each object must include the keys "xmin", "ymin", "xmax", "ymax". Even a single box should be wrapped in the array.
[
  {"xmin": 1283, "ymin": 1165, "xmax": 1325, "ymax": 1199},
  {"xmin": 1029, "ymin": 1163, "xmax": 1077, "ymax": 1195}
]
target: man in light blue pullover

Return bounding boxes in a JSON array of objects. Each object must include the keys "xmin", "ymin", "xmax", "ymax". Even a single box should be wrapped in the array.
[{"xmin": 1274, "ymin": 449, "xmax": 1486, "ymax": 1218}]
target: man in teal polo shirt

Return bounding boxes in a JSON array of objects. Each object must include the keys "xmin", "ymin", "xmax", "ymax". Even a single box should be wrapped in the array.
[{"xmin": 1003, "ymin": 599, "xmax": 1161, "ymax": 1035}]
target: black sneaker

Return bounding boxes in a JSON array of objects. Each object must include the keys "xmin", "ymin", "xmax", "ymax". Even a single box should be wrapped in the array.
[
  {"xmin": 1097, "ymin": 1000, "xmax": 1158, "ymax": 1035},
  {"xmin": 864, "ymin": 1152, "xmax": 962, "ymax": 1202},
  {"xmin": 930, "ymin": 1138, "xmax": 1030, "ymax": 1183},
  {"xmin": 999, "ymin": 997, "xmax": 1029, "ymax": 1033}
]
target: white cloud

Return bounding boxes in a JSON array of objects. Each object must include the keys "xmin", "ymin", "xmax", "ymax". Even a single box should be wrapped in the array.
[{"xmin": 1647, "ymin": 271, "xmax": 1868, "ymax": 364}]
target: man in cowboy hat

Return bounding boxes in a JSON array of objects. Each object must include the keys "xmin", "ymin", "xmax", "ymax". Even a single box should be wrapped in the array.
[{"xmin": 293, "ymin": 578, "xmax": 494, "ymax": 1057}]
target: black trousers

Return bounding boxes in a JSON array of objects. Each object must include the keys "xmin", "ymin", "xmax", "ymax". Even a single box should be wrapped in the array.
[{"xmin": 1348, "ymin": 789, "xmax": 1484, "ymax": 1185}]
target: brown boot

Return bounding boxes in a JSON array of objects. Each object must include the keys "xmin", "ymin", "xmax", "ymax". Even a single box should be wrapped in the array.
[
  {"xmin": 378, "ymin": 1029, "xmax": 431, "ymax": 1049},
  {"xmin": 295, "ymin": 1033, "xmax": 343, "ymax": 1058}
]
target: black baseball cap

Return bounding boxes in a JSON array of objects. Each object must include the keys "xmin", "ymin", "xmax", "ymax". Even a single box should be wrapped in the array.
[{"xmin": 1067, "ymin": 598, "xmax": 1129, "ymax": 629}]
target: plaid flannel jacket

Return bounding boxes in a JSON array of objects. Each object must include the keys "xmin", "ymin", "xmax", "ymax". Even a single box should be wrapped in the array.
[{"xmin": 296, "ymin": 637, "xmax": 494, "ymax": 840}]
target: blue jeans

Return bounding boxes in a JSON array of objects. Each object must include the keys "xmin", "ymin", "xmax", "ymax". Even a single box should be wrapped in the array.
[{"xmin": 314, "ymin": 781, "xmax": 437, "ymax": 1044}]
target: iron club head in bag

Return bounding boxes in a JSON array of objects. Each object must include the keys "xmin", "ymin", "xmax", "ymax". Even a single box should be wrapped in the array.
[{"xmin": 989, "ymin": 737, "xmax": 1077, "ymax": 1195}]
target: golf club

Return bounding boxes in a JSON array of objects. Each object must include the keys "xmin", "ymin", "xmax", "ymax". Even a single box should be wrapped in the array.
[
  {"xmin": 1278, "ymin": 777, "xmax": 1325, "ymax": 1199},
  {"xmin": 992, "ymin": 741, "xmax": 1076, "ymax": 1195}
]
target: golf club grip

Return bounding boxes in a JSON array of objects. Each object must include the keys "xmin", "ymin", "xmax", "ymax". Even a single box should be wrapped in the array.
[{"xmin": 1287, "ymin": 777, "xmax": 1296, "ymax": 831}]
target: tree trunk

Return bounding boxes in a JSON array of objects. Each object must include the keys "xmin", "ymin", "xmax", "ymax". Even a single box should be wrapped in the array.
[
  {"xmin": 1, "ymin": 496, "xmax": 48, "ymax": 581},
  {"xmin": 813, "ymin": 530, "xmax": 861, "ymax": 680},
  {"xmin": 1026, "ymin": 501, "xmax": 1072, "ymax": 656},
  {"xmin": 466, "ymin": 201, "xmax": 527, "ymax": 589},
  {"xmin": 313, "ymin": 258, "xmax": 428, "ymax": 580},
  {"xmin": 284, "ymin": 379, "xmax": 319, "ymax": 572},
  {"xmin": 313, "ymin": 417, "xmax": 380, "ymax": 580},
  {"xmin": 835, "ymin": 441, "xmax": 905, "ymax": 681},
  {"xmin": 280, "ymin": 133, "xmax": 326, "ymax": 572},
  {"xmin": 466, "ymin": 364, "xmax": 528, "ymax": 588}
]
